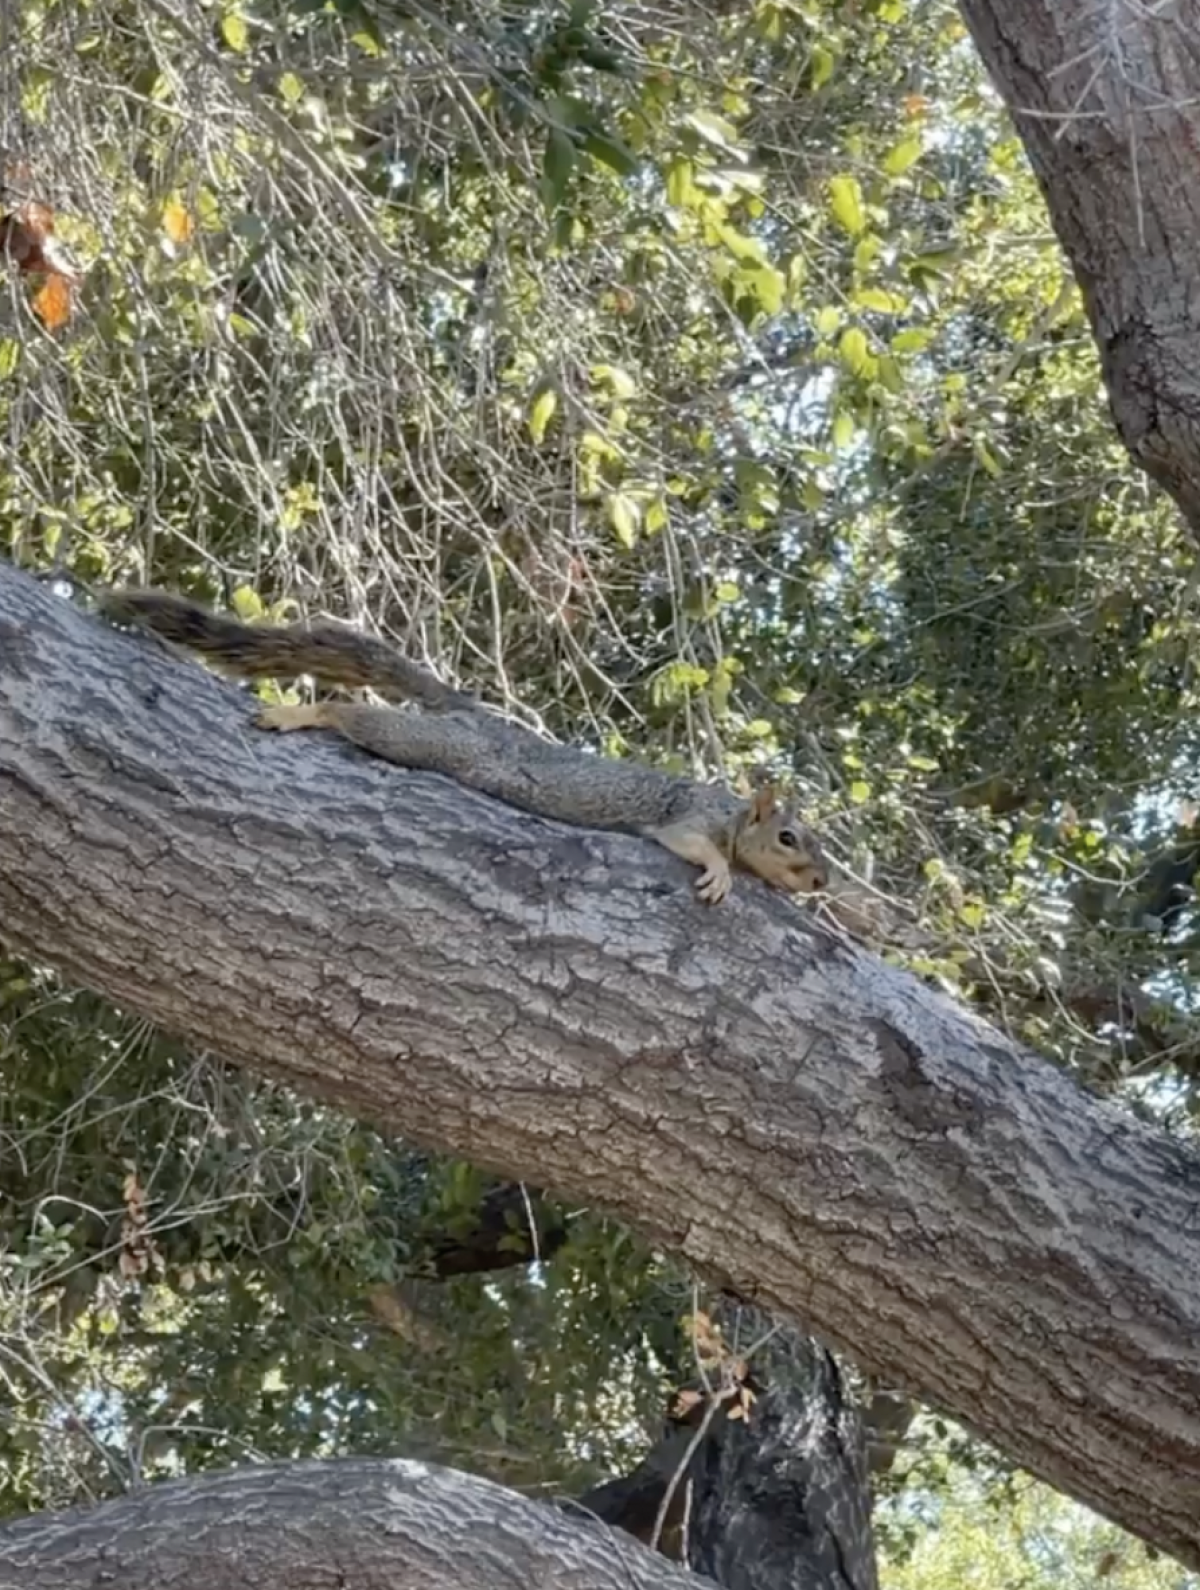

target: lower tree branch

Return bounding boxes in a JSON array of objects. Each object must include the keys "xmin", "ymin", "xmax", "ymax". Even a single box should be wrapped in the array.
[{"xmin": 0, "ymin": 1457, "xmax": 701, "ymax": 1590}]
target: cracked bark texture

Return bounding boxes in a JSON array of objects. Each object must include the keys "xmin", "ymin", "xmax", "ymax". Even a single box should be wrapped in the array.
[
  {"xmin": 0, "ymin": 1457, "xmax": 703, "ymax": 1590},
  {"xmin": 2, "ymin": 563, "xmax": 1200, "ymax": 1566},
  {"xmin": 957, "ymin": 0, "xmax": 1200, "ymax": 531}
]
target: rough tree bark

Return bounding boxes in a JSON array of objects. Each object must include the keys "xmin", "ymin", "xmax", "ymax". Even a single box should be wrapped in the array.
[
  {"xmin": 0, "ymin": 1456, "xmax": 701, "ymax": 1590},
  {"xmin": 957, "ymin": 0, "xmax": 1200, "ymax": 531},
  {"xmin": 2, "ymin": 564, "xmax": 1200, "ymax": 1565}
]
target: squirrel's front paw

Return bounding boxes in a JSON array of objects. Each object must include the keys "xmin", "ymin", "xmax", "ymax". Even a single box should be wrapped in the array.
[{"xmin": 695, "ymin": 860, "xmax": 732, "ymax": 905}]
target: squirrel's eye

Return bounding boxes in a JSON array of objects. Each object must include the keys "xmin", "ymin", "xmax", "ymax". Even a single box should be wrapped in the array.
[{"xmin": 778, "ymin": 829, "xmax": 799, "ymax": 848}]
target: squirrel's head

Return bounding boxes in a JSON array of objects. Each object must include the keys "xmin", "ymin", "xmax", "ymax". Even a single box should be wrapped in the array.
[{"xmin": 735, "ymin": 784, "xmax": 829, "ymax": 895}]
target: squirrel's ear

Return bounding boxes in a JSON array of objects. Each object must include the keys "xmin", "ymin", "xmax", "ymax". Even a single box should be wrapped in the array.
[{"xmin": 749, "ymin": 783, "xmax": 778, "ymax": 823}]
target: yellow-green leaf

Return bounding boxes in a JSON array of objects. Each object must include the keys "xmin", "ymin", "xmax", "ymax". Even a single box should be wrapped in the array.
[
  {"xmin": 839, "ymin": 327, "xmax": 874, "ymax": 376},
  {"xmin": 882, "ymin": 135, "xmax": 923, "ymax": 177},
  {"xmin": 278, "ymin": 72, "xmax": 304, "ymax": 105},
  {"xmin": 607, "ymin": 493, "xmax": 640, "ymax": 549},
  {"xmin": 829, "ymin": 175, "xmax": 865, "ymax": 236},
  {"xmin": 853, "ymin": 286, "xmax": 903, "ymax": 313},
  {"xmin": 221, "ymin": 12, "xmax": 249, "ymax": 52},
  {"xmin": 528, "ymin": 387, "xmax": 558, "ymax": 444},
  {"xmin": 815, "ymin": 305, "xmax": 841, "ymax": 337},
  {"xmin": 666, "ymin": 157, "xmax": 693, "ymax": 208},
  {"xmin": 742, "ymin": 264, "xmax": 785, "ymax": 316},
  {"xmin": 231, "ymin": 585, "xmax": 264, "ymax": 620},
  {"xmin": 891, "ymin": 327, "xmax": 932, "ymax": 353},
  {"xmin": 591, "ymin": 364, "xmax": 637, "ymax": 399},
  {"xmin": 853, "ymin": 235, "xmax": 881, "ymax": 274},
  {"xmin": 684, "ymin": 110, "xmax": 744, "ymax": 156},
  {"xmin": 644, "ymin": 494, "xmax": 668, "ymax": 534},
  {"xmin": 849, "ymin": 780, "xmax": 870, "ymax": 804},
  {"xmin": 810, "ymin": 45, "xmax": 835, "ymax": 90}
]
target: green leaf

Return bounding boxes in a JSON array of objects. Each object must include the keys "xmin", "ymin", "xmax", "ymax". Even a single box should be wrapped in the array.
[
  {"xmin": 591, "ymin": 364, "xmax": 637, "ymax": 398},
  {"xmin": 716, "ymin": 223, "xmax": 767, "ymax": 265},
  {"xmin": 583, "ymin": 129, "xmax": 639, "ymax": 177},
  {"xmin": 528, "ymin": 387, "xmax": 558, "ymax": 445},
  {"xmin": 814, "ymin": 305, "xmax": 841, "ymax": 337},
  {"xmin": 278, "ymin": 72, "xmax": 304, "ymax": 105},
  {"xmin": 838, "ymin": 327, "xmax": 874, "ymax": 376},
  {"xmin": 739, "ymin": 264, "xmax": 785, "ymax": 317},
  {"xmin": 606, "ymin": 493, "xmax": 640, "ymax": 549},
  {"xmin": 0, "ymin": 339, "xmax": 21, "ymax": 379},
  {"xmin": 220, "ymin": 12, "xmax": 249, "ymax": 52},
  {"xmin": 350, "ymin": 29, "xmax": 385, "ymax": 57},
  {"xmin": 665, "ymin": 157, "xmax": 694, "ymax": 208},
  {"xmin": 853, "ymin": 286, "xmax": 904, "ymax": 313},
  {"xmin": 883, "ymin": 135, "xmax": 923, "ymax": 177},
  {"xmin": 810, "ymin": 45, "xmax": 835, "ymax": 90},
  {"xmin": 543, "ymin": 130, "xmax": 577, "ymax": 212},
  {"xmin": 829, "ymin": 175, "xmax": 865, "ymax": 236},
  {"xmin": 832, "ymin": 411, "xmax": 856, "ymax": 450},
  {"xmin": 849, "ymin": 780, "xmax": 870, "ymax": 804},
  {"xmin": 683, "ymin": 110, "xmax": 744, "ymax": 156},
  {"xmin": 891, "ymin": 327, "xmax": 932, "ymax": 353},
  {"xmin": 644, "ymin": 494, "xmax": 668, "ymax": 534},
  {"xmin": 853, "ymin": 235, "xmax": 881, "ymax": 273},
  {"xmin": 231, "ymin": 585, "xmax": 264, "ymax": 620}
]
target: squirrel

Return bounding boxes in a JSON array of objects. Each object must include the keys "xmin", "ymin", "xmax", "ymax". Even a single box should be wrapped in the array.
[{"xmin": 100, "ymin": 588, "xmax": 829, "ymax": 906}]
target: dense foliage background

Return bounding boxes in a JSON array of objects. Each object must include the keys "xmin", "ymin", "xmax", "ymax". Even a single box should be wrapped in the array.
[{"xmin": 2, "ymin": 2, "xmax": 1198, "ymax": 1584}]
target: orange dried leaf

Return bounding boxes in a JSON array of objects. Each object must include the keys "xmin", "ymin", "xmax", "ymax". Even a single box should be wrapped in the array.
[
  {"xmin": 32, "ymin": 272, "xmax": 73, "ymax": 330},
  {"xmin": 162, "ymin": 199, "xmax": 194, "ymax": 245}
]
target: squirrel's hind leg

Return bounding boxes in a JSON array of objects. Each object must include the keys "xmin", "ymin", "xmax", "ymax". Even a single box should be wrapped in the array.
[{"xmin": 258, "ymin": 703, "xmax": 338, "ymax": 733}]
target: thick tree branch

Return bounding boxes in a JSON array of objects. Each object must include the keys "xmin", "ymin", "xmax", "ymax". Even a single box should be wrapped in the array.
[
  {"xmin": 0, "ymin": 1456, "xmax": 700, "ymax": 1590},
  {"xmin": 2, "ymin": 564, "xmax": 1200, "ymax": 1565},
  {"xmin": 958, "ymin": 0, "xmax": 1200, "ymax": 532}
]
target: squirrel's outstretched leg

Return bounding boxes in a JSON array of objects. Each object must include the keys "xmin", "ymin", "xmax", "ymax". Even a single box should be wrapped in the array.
[
  {"xmin": 643, "ymin": 818, "xmax": 733, "ymax": 904},
  {"xmin": 256, "ymin": 699, "xmax": 500, "ymax": 782},
  {"xmin": 258, "ymin": 703, "xmax": 333, "ymax": 733}
]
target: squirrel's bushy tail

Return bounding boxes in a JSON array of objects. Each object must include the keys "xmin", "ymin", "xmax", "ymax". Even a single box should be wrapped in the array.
[{"xmin": 100, "ymin": 589, "xmax": 475, "ymax": 712}]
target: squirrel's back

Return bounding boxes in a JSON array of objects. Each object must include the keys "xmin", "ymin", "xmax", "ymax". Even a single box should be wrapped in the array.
[
  {"xmin": 102, "ymin": 586, "xmax": 829, "ymax": 903},
  {"xmin": 100, "ymin": 589, "xmax": 475, "ymax": 712}
]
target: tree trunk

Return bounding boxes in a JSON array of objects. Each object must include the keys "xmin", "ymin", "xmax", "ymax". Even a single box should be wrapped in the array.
[
  {"xmin": 0, "ymin": 1457, "xmax": 702, "ymax": 1590},
  {"xmin": 580, "ymin": 1334, "xmax": 878, "ymax": 1589},
  {"xmin": 3, "ymin": 564, "xmax": 1200, "ymax": 1566},
  {"xmin": 957, "ymin": 0, "xmax": 1200, "ymax": 532}
]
